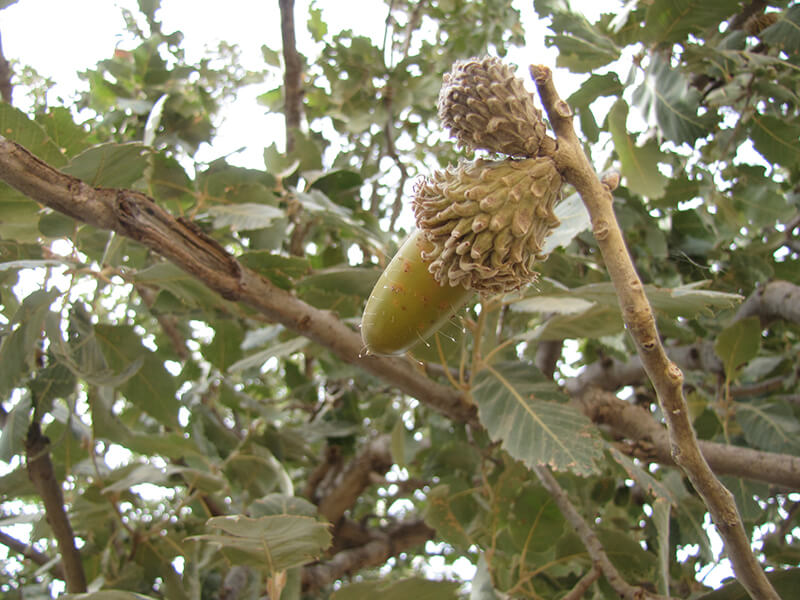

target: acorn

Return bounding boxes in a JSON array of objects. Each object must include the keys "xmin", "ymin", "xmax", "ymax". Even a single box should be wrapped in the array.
[
  {"xmin": 438, "ymin": 56, "xmax": 547, "ymax": 156},
  {"xmin": 413, "ymin": 157, "xmax": 562, "ymax": 294}
]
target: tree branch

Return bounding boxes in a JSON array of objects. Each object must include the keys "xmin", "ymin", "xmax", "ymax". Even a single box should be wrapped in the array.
[
  {"xmin": 562, "ymin": 565, "xmax": 601, "ymax": 600},
  {"xmin": 316, "ymin": 436, "xmax": 393, "ymax": 524},
  {"xmin": 0, "ymin": 529, "xmax": 66, "ymax": 581},
  {"xmin": 734, "ymin": 279, "xmax": 800, "ymax": 326},
  {"xmin": 565, "ymin": 341, "xmax": 723, "ymax": 396},
  {"xmin": 0, "ymin": 136, "xmax": 476, "ymax": 426},
  {"xmin": 2, "ymin": 135, "xmax": 796, "ymax": 498},
  {"xmin": 533, "ymin": 465, "xmax": 666, "ymax": 600},
  {"xmin": 279, "ymin": 0, "xmax": 303, "ymax": 153},
  {"xmin": 25, "ymin": 422, "xmax": 86, "ymax": 593},
  {"xmin": 581, "ymin": 388, "xmax": 800, "ymax": 490},
  {"xmin": 301, "ymin": 519, "xmax": 434, "ymax": 593},
  {"xmin": 531, "ymin": 64, "xmax": 779, "ymax": 600},
  {"xmin": 0, "ymin": 31, "xmax": 12, "ymax": 104}
]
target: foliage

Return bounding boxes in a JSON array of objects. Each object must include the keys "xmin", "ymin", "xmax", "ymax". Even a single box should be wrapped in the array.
[{"xmin": 0, "ymin": 0, "xmax": 798, "ymax": 599}]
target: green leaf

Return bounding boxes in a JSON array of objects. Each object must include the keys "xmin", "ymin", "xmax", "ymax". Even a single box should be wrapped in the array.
[
  {"xmin": 759, "ymin": 5, "xmax": 800, "ymax": 55},
  {"xmin": 714, "ymin": 316, "xmax": 761, "ymax": 377},
  {"xmin": 296, "ymin": 266, "xmax": 380, "ymax": 317},
  {"xmin": 94, "ymin": 324, "xmax": 179, "ymax": 427},
  {"xmin": 189, "ymin": 514, "xmax": 331, "ymax": 572},
  {"xmin": 294, "ymin": 189, "xmax": 384, "ymax": 249},
  {"xmin": 736, "ymin": 401, "xmax": 800, "ymax": 455},
  {"xmin": 542, "ymin": 193, "xmax": 591, "ymax": 253},
  {"xmin": 238, "ymin": 251, "xmax": 310, "ymax": 289},
  {"xmin": 608, "ymin": 99, "xmax": 669, "ymax": 199},
  {"xmin": 307, "ymin": 5, "xmax": 328, "ymax": 42},
  {"xmin": 513, "ymin": 281, "xmax": 741, "ymax": 318},
  {"xmin": 541, "ymin": 6, "xmax": 621, "ymax": 72},
  {"xmin": 471, "ymin": 554, "xmax": 500, "ymax": 600},
  {"xmin": 202, "ymin": 319, "xmax": 244, "ymax": 371},
  {"xmin": 508, "ymin": 484, "xmax": 565, "ymax": 553},
  {"xmin": 597, "ymin": 528, "xmax": 656, "ymax": 580},
  {"xmin": 633, "ymin": 53, "xmax": 716, "ymax": 144},
  {"xmin": 643, "ymin": 0, "xmax": 736, "ymax": 46},
  {"xmin": 134, "ymin": 262, "xmax": 230, "ymax": 311},
  {"xmin": 331, "ymin": 578, "xmax": 461, "ymax": 600},
  {"xmin": 424, "ymin": 483, "xmax": 478, "ymax": 549},
  {"xmin": 749, "ymin": 114, "xmax": 800, "ymax": 169},
  {"xmin": 249, "ymin": 494, "xmax": 318, "ymax": 518},
  {"xmin": 0, "ymin": 103, "xmax": 66, "ymax": 166},
  {"xmin": 609, "ymin": 448, "xmax": 677, "ymax": 504},
  {"xmin": 62, "ymin": 142, "xmax": 150, "ymax": 188},
  {"xmin": 0, "ymin": 187, "xmax": 45, "ymax": 242},
  {"xmin": 207, "ymin": 203, "xmax": 285, "ymax": 231},
  {"xmin": 35, "ymin": 107, "xmax": 92, "ymax": 159},
  {"xmin": 0, "ymin": 395, "xmax": 31, "ymax": 462},
  {"xmin": 228, "ymin": 337, "xmax": 308, "ymax": 373},
  {"xmin": 471, "ymin": 362, "xmax": 603, "ymax": 475},
  {"xmin": 0, "ymin": 288, "xmax": 60, "ymax": 398},
  {"xmin": 652, "ymin": 498, "xmax": 672, "ymax": 597},
  {"xmin": 63, "ymin": 593, "xmax": 159, "ymax": 600}
]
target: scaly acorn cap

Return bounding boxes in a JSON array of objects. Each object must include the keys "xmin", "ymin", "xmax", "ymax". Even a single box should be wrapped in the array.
[
  {"xmin": 413, "ymin": 157, "xmax": 562, "ymax": 294},
  {"xmin": 438, "ymin": 56, "xmax": 547, "ymax": 157}
]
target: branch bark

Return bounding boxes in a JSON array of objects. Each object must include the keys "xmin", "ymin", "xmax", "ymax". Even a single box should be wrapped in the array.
[
  {"xmin": 25, "ymin": 422, "xmax": 86, "ymax": 593},
  {"xmin": 316, "ymin": 436, "xmax": 393, "ymax": 524},
  {"xmin": 301, "ymin": 519, "xmax": 434, "ymax": 593},
  {"xmin": 0, "ymin": 136, "xmax": 476, "ymax": 427},
  {"xmin": 735, "ymin": 279, "xmax": 800, "ymax": 326},
  {"xmin": 279, "ymin": 0, "xmax": 303, "ymax": 153},
  {"xmin": 0, "ymin": 529, "xmax": 65, "ymax": 581},
  {"xmin": 531, "ymin": 64, "xmax": 779, "ymax": 600},
  {"xmin": 533, "ymin": 465, "xmax": 666, "ymax": 600},
  {"xmin": 582, "ymin": 388, "xmax": 800, "ymax": 490},
  {"xmin": 0, "ymin": 31, "xmax": 12, "ymax": 104}
]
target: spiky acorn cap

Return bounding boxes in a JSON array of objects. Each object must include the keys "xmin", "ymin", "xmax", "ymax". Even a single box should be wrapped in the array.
[
  {"xmin": 414, "ymin": 157, "xmax": 562, "ymax": 294},
  {"xmin": 438, "ymin": 56, "xmax": 547, "ymax": 157}
]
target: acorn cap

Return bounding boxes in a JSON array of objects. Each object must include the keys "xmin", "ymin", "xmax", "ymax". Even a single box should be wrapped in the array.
[
  {"xmin": 438, "ymin": 56, "xmax": 547, "ymax": 157},
  {"xmin": 413, "ymin": 157, "xmax": 562, "ymax": 294}
]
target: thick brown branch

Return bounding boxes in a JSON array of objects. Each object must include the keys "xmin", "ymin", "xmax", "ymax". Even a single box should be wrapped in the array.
[
  {"xmin": 735, "ymin": 280, "xmax": 800, "ymax": 326},
  {"xmin": 531, "ymin": 64, "xmax": 779, "ymax": 600},
  {"xmin": 533, "ymin": 465, "xmax": 666, "ymax": 600},
  {"xmin": 317, "ymin": 436, "xmax": 393, "ymax": 524},
  {"xmin": 25, "ymin": 423, "xmax": 86, "ymax": 593},
  {"xmin": 279, "ymin": 0, "xmax": 303, "ymax": 153},
  {"xmin": 0, "ymin": 136, "xmax": 476, "ymax": 426},
  {"xmin": 302, "ymin": 519, "xmax": 434, "ymax": 593},
  {"xmin": 565, "ymin": 342, "xmax": 722, "ymax": 396},
  {"xmin": 582, "ymin": 388, "xmax": 800, "ymax": 490}
]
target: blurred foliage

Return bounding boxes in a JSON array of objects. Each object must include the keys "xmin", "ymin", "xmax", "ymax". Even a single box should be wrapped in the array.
[{"xmin": 0, "ymin": 0, "xmax": 799, "ymax": 598}]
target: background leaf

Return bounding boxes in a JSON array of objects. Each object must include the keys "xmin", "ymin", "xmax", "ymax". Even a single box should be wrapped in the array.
[{"xmin": 190, "ymin": 515, "xmax": 331, "ymax": 573}]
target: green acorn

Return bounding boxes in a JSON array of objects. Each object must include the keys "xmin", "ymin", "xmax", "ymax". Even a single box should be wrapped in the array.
[
  {"xmin": 438, "ymin": 56, "xmax": 547, "ymax": 156},
  {"xmin": 413, "ymin": 157, "xmax": 562, "ymax": 294}
]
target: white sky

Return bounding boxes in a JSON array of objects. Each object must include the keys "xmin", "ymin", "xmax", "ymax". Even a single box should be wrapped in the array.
[{"xmin": 2, "ymin": 0, "xmax": 598, "ymax": 168}]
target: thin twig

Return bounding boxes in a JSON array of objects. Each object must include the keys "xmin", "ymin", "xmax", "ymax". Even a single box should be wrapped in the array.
[
  {"xmin": 0, "ymin": 529, "xmax": 65, "ymax": 581},
  {"xmin": 533, "ymin": 465, "xmax": 665, "ymax": 600},
  {"xmin": 562, "ymin": 565, "xmax": 601, "ymax": 600},
  {"xmin": 279, "ymin": 0, "xmax": 303, "ymax": 153},
  {"xmin": 0, "ymin": 31, "xmax": 13, "ymax": 104},
  {"xmin": 530, "ymin": 64, "xmax": 779, "ymax": 600},
  {"xmin": 25, "ymin": 422, "xmax": 87, "ymax": 593}
]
